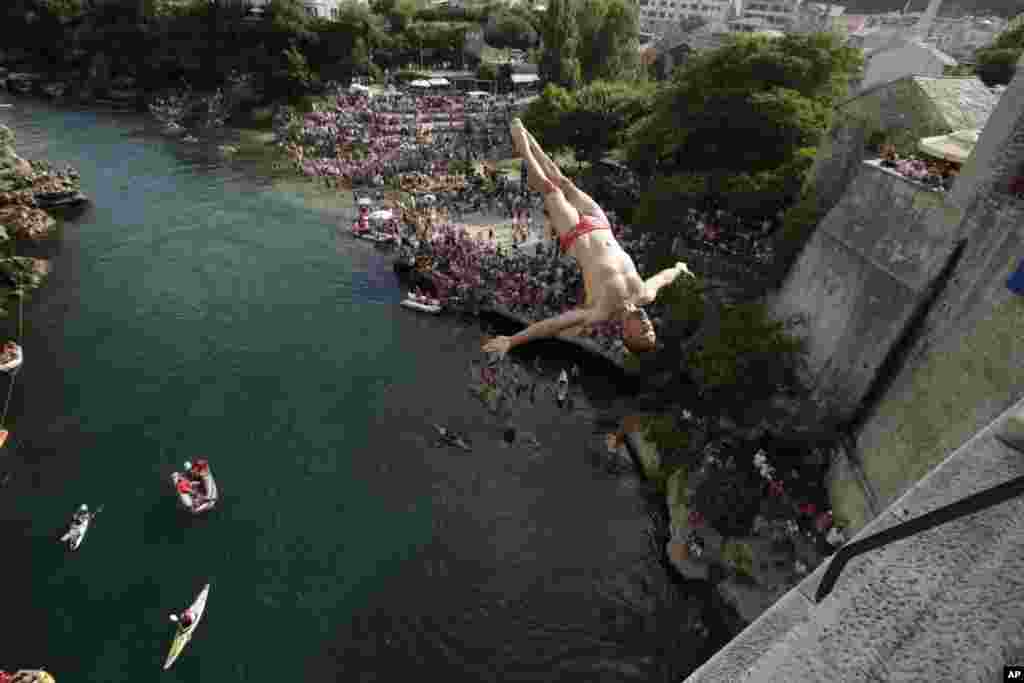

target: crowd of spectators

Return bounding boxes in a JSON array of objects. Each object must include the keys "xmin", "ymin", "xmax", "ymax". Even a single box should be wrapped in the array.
[
  {"xmin": 395, "ymin": 214, "xmax": 664, "ymax": 360},
  {"xmin": 274, "ymin": 87, "xmax": 520, "ymax": 190},
  {"xmin": 879, "ymin": 144, "xmax": 959, "ymax": 192}
]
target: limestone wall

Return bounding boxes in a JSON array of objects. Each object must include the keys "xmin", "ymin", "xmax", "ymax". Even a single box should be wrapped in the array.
[
  {"xmin": 771, "ymin": 161, "xmax": 959, "ymax": 422},
  {"xmin": 852, "ymin": 191, "xmax": 1024, "ymax": 514}
]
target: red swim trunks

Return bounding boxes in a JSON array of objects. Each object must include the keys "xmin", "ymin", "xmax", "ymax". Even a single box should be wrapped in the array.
[{"xmin": 559, "ymin": 214, "xmax": 611, "ymax": 254}]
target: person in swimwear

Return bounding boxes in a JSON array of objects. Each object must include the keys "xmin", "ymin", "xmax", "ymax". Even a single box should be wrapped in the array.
[{"xmin": 482, "ymin": 119, "xmax": 695, "ymax": 357}]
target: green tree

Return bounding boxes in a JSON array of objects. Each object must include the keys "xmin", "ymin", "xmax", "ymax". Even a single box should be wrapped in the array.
[
  {"xmin": 975, "ymin": 21, "xmax": 1024, "ymax": 86},
  {"xmin": 577, "ymin": 0, "xmax": 639, "ymax": 83},
  {"xmin": 564, "ymin": 79, "xmax": 654, "ymax": 165},
  {"xmin": 520, "ymin": 82, "xmax": 577, "ymax": 151},
  {"xmin": 538, "ymin": 0, "xmax": 581, "ymax": 89},
  {"xmin": 476, "ymin": 61, "xmax": 498, "ymax": 81},
  {"xmin": 625, "ymin": 33, "xmax": 860, "ymax": 215},
  {"xmin": 591, "ymin": 0, "xmax": 640, "ymax": 81},
  {"xmin": 485, "ymin": 11, "xmax": 537, "ymax": 50}
]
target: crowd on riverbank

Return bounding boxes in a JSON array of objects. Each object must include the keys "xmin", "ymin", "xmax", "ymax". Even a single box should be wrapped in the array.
[
  {"xmin": 394, "ymin": 211, "xmax": 661, "ymax": 362},
  {"xmin": 276, "ymin": 89, "xmax": 519, "ymax": 188}
]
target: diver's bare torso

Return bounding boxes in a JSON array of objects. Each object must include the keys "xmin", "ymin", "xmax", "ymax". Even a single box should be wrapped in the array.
[{"xmin": 551, "ymin": 209, "xmax": 649, "ymax": 318}]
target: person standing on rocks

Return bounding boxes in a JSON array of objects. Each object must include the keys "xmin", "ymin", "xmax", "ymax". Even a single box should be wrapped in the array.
[{"xmin": 482, "ymin": 120, "xmax": 695, "ymax": 357}]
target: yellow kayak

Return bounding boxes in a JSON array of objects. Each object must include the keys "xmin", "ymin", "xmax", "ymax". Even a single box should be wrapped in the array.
[
  {"xmin": 2, "ymin": 671, "xmax": 56, "ymax": 683},
  {"xmin": 163, "ymin": 583, "xmax": 210, "ymax": 670}
]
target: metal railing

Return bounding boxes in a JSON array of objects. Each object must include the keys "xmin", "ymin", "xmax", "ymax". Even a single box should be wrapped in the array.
[{"xmin": 815, "ymin": 439, "xmax": 1024, "ymax": 602}]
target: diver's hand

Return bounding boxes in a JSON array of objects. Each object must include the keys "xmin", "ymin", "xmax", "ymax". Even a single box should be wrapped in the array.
[{"xmin": 482, "ymin": 336, "xmax": 513, "ymax": 357}]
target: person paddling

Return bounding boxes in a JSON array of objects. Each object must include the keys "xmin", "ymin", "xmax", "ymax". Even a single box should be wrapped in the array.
[
  {"xmin": 176, "ymin": 477, "xmax": 193, "ymax": 496},
  {"xmin": 169, "ymin": 610, "xmax": 194, "ymax": 629}
]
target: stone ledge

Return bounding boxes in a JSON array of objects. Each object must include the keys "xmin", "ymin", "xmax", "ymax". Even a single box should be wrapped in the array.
[
  {"xmin": 684, "ymin": 394, "xmax": 1024, "ymax": 682},
  {"xmin": 482, "ymin": 304, "xmax": 631, "ymax": 372},
  {"xmin": 684, "ymin": 588, "xmax": 814, "ymax": 683}
]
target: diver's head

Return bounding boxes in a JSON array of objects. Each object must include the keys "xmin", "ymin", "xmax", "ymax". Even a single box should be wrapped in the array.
[{"xmin": 622, "ymin": 306, "xmax": 657, "ymax": 354}]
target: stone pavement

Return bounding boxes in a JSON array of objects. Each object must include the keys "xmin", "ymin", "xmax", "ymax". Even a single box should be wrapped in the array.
[{"xmin": 684, "ymin": 394, "xmax": 1024, "ymax": 683}]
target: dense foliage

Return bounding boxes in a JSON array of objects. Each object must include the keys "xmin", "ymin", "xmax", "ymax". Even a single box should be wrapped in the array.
[
  {"xmin": 576, "ymin": 0, "xmax": 641, "ymax": 84},
  {"xmin": 522, "ymin": 80, "xmax": 656, "ymax": 165},
  {"xmin": 975, "ymin": 21, "xmax": 1024, "ymax": 86},
  {"xmin": 625, "ymin": 33, "xmax": 861, "ymax": 221}
]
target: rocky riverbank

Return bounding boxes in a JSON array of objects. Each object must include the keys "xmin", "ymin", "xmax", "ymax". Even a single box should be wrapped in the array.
[{"xmin": 0, "ymin": 123, "xmax": 87, "ymax": 307}]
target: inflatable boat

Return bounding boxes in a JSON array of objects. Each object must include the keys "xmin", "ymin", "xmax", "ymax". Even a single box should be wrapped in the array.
[
  {"xmin": 0, "ymin": 343, "xmax": 23, "ymax": 373},
  {"xmin": 170, "ymin": 461, "xmax": 218, "ymax": 515},
  {"xmin": 400, "ymin": 293, "xmax": 442, "ymax": 314},
  {"xmin": 164, "ymin": 583, "xmax": 210, "ymax": 670}
]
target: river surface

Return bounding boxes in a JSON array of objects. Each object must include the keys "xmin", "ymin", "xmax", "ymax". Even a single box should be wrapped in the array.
[{"xmin": 0, "ymin": 96, "xmax": 697, "ymax": 681}]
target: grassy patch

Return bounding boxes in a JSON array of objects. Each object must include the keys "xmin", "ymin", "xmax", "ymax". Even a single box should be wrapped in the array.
[
  {"xmin": 856, "ymin": 296, "xmax": 1024, "ymax": 508},
  {"xmin": 829, "ymin": 465, "xmax": 871, "ymax": 533}
]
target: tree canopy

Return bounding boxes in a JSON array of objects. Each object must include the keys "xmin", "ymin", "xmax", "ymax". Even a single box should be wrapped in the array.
[
  {"xmin": 577, "ymin": 0, "xmax": 641, "ymax": 83},
  {"xmin": 484, "ymin": 11, "xmax": 537, "ymax": 50},
  {"xmin": 538, "ymin": 0, "xmax": 581, "ymax": 89},
  {"xmin": 975, "ymin": 21, "xmax": 1024, "ymax": 86},
  {"xmin": 624, "ymin": 33, "xmax": 861, "ymax": 218}
]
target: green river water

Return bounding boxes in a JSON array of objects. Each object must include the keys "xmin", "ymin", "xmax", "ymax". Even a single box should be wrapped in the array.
[{"xmin": 0, "ymin": 96, "xmax": 701, "ymax": 682}]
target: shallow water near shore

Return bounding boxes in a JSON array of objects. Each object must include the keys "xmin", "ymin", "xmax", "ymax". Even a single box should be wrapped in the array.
[{"xmin": 0, "ymin": 96, "xmax": 698, "ymax": 681}]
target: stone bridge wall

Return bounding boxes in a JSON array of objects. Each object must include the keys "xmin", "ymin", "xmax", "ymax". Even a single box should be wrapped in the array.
[{"xmin": 770, "ymin": 161, "xmax": 959, "ymax": 422}]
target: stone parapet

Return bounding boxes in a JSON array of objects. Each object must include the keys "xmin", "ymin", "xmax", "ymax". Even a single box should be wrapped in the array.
[{"xmin": 684, "ymin": 394, "xmax": 1024, "ymax": 683}]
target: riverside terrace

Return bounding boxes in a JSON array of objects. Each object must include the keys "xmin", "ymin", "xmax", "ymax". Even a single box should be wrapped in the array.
[
  {"xmin": 276, "ymin": 90, "xmax": 519, "ymax": 187},
  {"xmin": 392, "ymin": 215, "xmax": 665, "ymax": 366}
]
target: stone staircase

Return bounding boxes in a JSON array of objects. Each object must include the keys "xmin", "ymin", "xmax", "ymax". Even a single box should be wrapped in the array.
[{"xmin": 684, "ymin": 395, "xmax": 1024, "ymax": 683}]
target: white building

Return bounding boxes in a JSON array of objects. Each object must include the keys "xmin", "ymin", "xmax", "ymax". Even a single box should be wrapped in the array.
[
  {"xmin": 928, "ymin": 17, "xmax": 1006, "ymax": 61},
  {"xmin": 741, "ymin": 0, "xmax": 803, "ymax": 30},
  {"xmin": 860, "ymin": 41, "xmax": 957, "ymax": 90},
  {"xmin": 858, "ymin": 0, "xmax": 958, "ymax": 92},
  {"xmin": 295, "ymin": 0, "xmax": 370, "ymax": 18},
  {"xmin": 637, "ymin": 0, "xmax": 739, "ymax": 35}
]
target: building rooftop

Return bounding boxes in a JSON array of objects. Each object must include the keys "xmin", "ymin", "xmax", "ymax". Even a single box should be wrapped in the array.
[{"xmin": 912, "ymin": 75, "xmax": 999, "ymax": 131}]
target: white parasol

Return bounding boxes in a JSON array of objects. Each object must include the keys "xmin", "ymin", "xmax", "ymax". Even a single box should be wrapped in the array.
[{"xmin": 918, "ymin": 128, "xmax": 980, "ymax": 164}]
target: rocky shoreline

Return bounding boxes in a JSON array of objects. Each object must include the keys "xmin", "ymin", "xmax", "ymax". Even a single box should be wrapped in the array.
[{"xmin": 0, "ymin": 123, "xmax": 89, "ymax": 306}]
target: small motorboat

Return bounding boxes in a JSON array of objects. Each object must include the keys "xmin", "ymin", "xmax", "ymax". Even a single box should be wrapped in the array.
[
  {"xmin": 0, "ymin": 342, "xmax": 23, "ymax": 373},
  {"xmin": 170, "ymin": 460, "xmax": 218, "ymax": 514},
  {"xmin": 0, "ymin": 670, "xmax": 57, "ymax": 683},
  {"xmin": 401, "ymin": 293, "xmax": 442, "ymax": 314},
  {"xmin": 164, "ymin": 583, "xmax": 210, "ymax": 670},
  {"xmin": 59, "ymin": 504, "xmax": 101, "ymax": 552}
]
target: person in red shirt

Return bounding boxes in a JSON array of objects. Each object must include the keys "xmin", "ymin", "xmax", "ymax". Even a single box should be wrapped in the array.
[
  {"xmin": 169, "ymin": 610, "xmax": 194, "ymax": 628},
  {"xmin": 176, "ymin": 477, "xmax": 192, "ymax": 496}
]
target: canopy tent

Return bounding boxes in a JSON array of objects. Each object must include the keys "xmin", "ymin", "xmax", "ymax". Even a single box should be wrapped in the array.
[
  {"xmin": 428, "ymin": 77, "xmax": 450, "ymax": 87},
  {"xmin": 410, "ymin": 80, "xmax": 432, "ymax": 88},
  {"xmin": 918, "ymin": 128, "xmax": 980, "ymax": 164},
  {"xmin": 510, "ymin": 74, "xmax": 540, "ymax": 85}
]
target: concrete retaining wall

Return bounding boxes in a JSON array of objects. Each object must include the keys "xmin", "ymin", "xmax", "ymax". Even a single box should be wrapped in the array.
[{"xmin": 771, "ymin": 161, "xmax": 959, "ymax": 422}]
